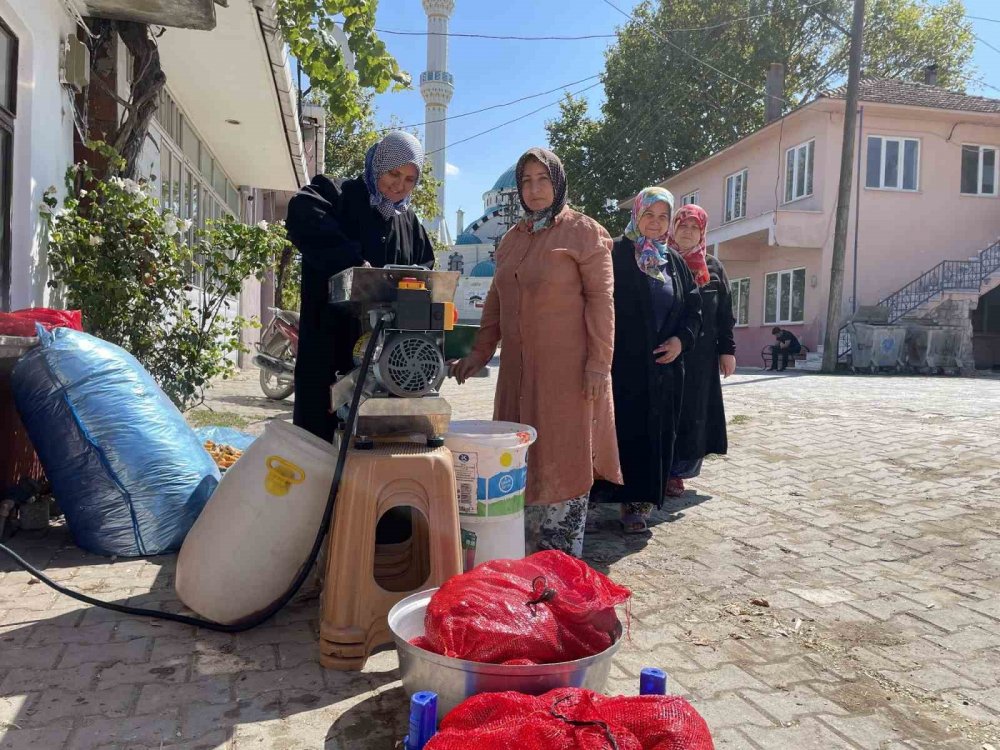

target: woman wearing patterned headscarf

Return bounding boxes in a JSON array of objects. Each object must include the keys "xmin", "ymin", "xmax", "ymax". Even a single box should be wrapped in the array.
[
  {"xmin": 451, "ymin": 147, "xmax": 622, "ymax": 557},
  {"xmin": 666, "ymin": 204, "xmax": 737, "ymax": 497},
  {"xmin": 286, "ymin": 131, "xmax": 434, "ymax": 442},
  {"xmin": 590, "ymin": 187, "xmax": 702, "ymax": 534}
]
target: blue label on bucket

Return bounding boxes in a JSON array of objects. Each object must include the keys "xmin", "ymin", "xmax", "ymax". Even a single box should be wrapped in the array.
[{"xmin": 476, "ymin": 466, "xmax": 528, "ymax": 501}]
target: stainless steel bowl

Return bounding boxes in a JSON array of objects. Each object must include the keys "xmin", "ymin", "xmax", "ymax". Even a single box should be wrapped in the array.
[{"xmin": 388, "ymin": 588, "xmax": 623, "ymax": 719}]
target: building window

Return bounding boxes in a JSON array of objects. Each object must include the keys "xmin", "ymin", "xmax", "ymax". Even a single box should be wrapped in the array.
[
  {"xmin": 730, "ymin": 277, "xmax": 750, "ymax": 327},
  {"xmin": 784, "ymin": 139, "xmax": 814, "ymax": 203},
  {"xmin": 153, "ymin": 88, "xmax": 239, "ymax": 288},
  {"xmin": 865, "ymin": 136, "xmax": 919, "ymax": 191},
  {"xmin": 764, "ymin": 268, "xmax": 805, "ymax": 325},
  {"xmin": 0, "ymin": 18, "xmax": 16, "ymax": 311},
  {"xmin": 961, "ymin": 145, "xmax": 997, "ymax": 197},
  {"xmin": 681, "ymin": 190, "xmax": 700, "ymax": 206},
  {"xmin": 724, "ymin": 169, "xmax": 748, "ymax": 223}
]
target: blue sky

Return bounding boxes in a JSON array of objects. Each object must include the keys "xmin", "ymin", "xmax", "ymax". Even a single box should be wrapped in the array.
[{"xmin": 367, "ymin": 1, "xmax": 1000, "ymax": 235}]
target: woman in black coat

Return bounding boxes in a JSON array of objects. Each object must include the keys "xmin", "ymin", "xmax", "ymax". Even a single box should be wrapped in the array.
[
  {"xmin": 591, "ymin": 188, "xmax": 702, "ymax": 533},
  {"xmin": 665, "ymin": 205, "xmax": 737, "ymax": 496},
  {"xmin": 285, "ymin": 131, "xmax": 435, "ymax": 442}
]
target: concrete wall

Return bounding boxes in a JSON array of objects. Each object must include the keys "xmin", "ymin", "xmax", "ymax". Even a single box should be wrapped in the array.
[{"xmin": 2, "ymin": 0, "xmax": 77, "ymax": 309}]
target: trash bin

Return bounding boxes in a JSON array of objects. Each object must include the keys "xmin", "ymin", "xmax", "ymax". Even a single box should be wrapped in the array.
[
  {"xmin": 0, "ymin": 336, "xmax": 43, "ymax": 497},
  {"xmin": 444, "ymin": 421, "xmax": 537, "ymax": 570},
  {"xmin": 925, "ymin": 327, "xmax": 961, "ymax": 369},
  {"xmin": 904, "ymin": 325, "xmax": 961, "ymax": 371},
  {"xmin": 848, "ymin": 324, "xmax": 906, "ymax": 372}
]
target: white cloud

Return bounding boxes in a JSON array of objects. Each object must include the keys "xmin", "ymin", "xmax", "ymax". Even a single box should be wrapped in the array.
[{"xmin": 445, "ymin": 162, "xmax": 460, "ymax": 177}]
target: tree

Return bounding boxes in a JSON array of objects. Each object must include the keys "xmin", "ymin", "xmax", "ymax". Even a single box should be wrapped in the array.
[
  {"xmin": 276, "ymin": 0, "xmax": 409, "ymax": 123},
  {"xmin": 274, "ymin": 97, "xmax": 443, "ymax": 309},
  {"xmin": 547, "ymin": 0, "xmax": 975, "ymax": 234},
  {"xmin": 46, "ymin": 145, "xmax": 289, "ymax": 409}
]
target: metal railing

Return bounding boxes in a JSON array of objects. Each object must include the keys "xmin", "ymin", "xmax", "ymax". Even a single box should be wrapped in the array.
[{"xmin": 837, "ymin": 239, "xmax": 1000, "ymax": 360}]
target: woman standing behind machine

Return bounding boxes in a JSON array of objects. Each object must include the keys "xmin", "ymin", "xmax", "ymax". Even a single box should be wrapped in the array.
[
  {"xmin": 667, "ymin": 204, "xmax": 737, "ymax": 497},
  {"xmin": 286, "ymin": 131, "xmax": 435, "ymax": 443},
  {"xmin": 450, "ymin": 147, "xmax": 622, "ymax": 557},
  {"xmin": 591, "ymin": 188, "xmax": 702, "ymax": 534}
]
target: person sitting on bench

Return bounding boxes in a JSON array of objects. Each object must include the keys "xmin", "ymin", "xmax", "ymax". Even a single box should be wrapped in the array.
[{"xmin": 769, "ymin": 327, "xmax": 801, "ymax": 371}]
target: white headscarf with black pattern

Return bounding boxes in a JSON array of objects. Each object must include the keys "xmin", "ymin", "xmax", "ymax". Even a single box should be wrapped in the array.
[{"xmin": 363, "ymin": 131, "xmax": 425, "ymax": 219}]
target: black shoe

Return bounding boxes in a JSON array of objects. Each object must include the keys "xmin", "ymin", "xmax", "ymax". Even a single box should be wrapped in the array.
[{"xmin": 777, "ymin": 366, "xmax": 786, "ymax": 371}]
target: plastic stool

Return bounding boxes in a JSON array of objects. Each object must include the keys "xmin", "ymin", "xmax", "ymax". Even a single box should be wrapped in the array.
[{"xmin": 319, "ymin": 443, "xmax": 462, "ymax": 670}]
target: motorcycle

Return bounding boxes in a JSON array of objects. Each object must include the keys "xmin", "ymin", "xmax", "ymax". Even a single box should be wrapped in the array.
[{"xmin": 253, "ymin": 307, "xmax": 299, "ymax": 401}]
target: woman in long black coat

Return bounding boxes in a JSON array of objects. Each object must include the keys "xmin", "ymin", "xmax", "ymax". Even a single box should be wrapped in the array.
[
  {"xmin": 666, "ymin": 204, "xmax": 737, "ymax": 496},
  {"xmin": 592, "ymin": 187, "xmax": 702, "ymax": 533},
  {"xmin": 285, "ymin": 131, "xmax": 435, "ymax": 442}
]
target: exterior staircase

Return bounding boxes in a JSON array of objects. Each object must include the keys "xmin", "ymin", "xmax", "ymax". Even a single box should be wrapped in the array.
[{"xmin": 837, "ymin": 239, "xmax": 1000, "ymax": 360}]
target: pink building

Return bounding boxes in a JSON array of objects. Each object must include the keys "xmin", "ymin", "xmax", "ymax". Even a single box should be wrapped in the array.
[{"xmin": 656, "ymin": 78, "xmax": 1000, "ymax": 369}]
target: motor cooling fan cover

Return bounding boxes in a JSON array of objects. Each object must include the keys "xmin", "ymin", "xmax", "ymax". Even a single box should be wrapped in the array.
[{"xmin": 375, "ymin": 332, "xmax": 446, "ymax": 397}]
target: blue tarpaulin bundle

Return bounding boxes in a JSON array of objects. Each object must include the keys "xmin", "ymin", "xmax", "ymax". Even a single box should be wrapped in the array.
[{"xmin": 12, "ymin": 327, "xmax": 219, "ymax": 557}]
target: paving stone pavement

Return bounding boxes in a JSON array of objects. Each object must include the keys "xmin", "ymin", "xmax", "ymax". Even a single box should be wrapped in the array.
[{"xmin": 2, "ymin": 367, "xmax": 999, "ymax": 749}]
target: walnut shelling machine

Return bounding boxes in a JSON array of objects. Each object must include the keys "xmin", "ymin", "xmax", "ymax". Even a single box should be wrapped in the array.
[{"xmin": 328, "ymin": 266, "xmax": 482, "ymax": 448}]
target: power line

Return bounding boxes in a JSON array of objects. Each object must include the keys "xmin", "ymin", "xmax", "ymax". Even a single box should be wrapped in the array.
[
  {"xmin": 664, "ymin": 0, "xmax": 830, "ymax": 32},
  {"xmin": 372, "ymin": 1, "xmax": 832, "ymax": 40},
  {"xmin": 427, "ymin": 81, "xmax": 603, "ymax": 156},
  {"xmin": 599, "ymin": 0, "xmax": 791, "ymax": 104},
  {"xmin": 378, "ymin": 74, "xmax": 601, "ymax": 133},
  {"xmin": 974, "ymin": 33, "xmax": 1000, "ymax": 57},
  {"xmin": 374, "ymin": 29, "xmax": 616, "ymax": 40},
  {"xmin": 967, "ymin": 15, "xmax": 1000, "ymax": 24}
]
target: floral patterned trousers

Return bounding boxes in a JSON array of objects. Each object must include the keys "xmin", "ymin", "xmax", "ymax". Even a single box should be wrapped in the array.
[{"xmin": 524, "ymin": 494, "xmax": 589, "ymax": 558}]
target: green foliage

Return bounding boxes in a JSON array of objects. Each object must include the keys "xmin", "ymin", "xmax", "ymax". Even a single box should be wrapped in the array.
[
  {"xmin": 45, "ymin": 144, "xmax": 290, "ymax": 410},
  {"xmin": 275, "ymin": 0, "xmax": 409, "ymax": 125},
  {"xmin": 547, "ymin": 0, "xmax": 975, "ymax": 234}
]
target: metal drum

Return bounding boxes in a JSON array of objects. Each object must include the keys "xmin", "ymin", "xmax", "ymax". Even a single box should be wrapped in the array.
[{"xmin": 387, "ymin": 588, "xmax": 623, "ymax": 720}]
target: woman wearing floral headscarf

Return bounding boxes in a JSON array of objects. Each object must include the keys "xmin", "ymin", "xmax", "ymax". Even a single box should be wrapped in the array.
[
  {"xmin": 451, "ymin": 147, "xmax": 622, "ymax": 557},
  {"xmin": 666, "ymin": 204, "xmax": 737, "ymax": 496},
  {"xmin": 286, "ymin": 131, "xmax": 434, "ymax": 441},
  {"xmin": 590, "ymin": 187, "xmax": 702, "ymax": 534}
]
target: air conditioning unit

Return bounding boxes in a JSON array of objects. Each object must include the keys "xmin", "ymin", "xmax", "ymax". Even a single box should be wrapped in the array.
[{"xmin": 61, "ymin": 36, "xmax": 90, "ymax": 93}]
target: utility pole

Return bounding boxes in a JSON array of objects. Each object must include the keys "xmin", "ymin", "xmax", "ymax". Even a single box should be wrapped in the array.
[{"xmin": 822, "ymin": 0, "xmax": 865, "ymax": 373}]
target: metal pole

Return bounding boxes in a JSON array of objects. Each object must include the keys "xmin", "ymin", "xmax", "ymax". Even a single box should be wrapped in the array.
[
  {"xmin": 822, "ymin": 0, "xmax": 866, "ymax": 372},
  {"xmin": 852, "ymin": 105, "xmax": 864, "ymax": 314}
]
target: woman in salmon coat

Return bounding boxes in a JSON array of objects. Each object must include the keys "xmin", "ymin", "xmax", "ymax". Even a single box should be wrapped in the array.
[{"xmin": 451, "ymin": 147, "xmax": 622, "ymax": 557}]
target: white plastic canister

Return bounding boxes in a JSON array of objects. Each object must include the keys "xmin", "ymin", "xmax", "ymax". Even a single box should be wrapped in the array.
[
  {"xmin": 443, "ymin": 420, "xmax": 537, "ymax": 571},
  {"xmin": 175, "ymin": 420, "xmax": 338, "ymax": 625}
]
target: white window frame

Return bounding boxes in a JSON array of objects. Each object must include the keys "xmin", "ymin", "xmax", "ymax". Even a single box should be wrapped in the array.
[
  {"xmin": 681, "ymin": 190, "xmax": 700, "ymax": 206},
  {"xmin": 763, "ymin": 267, "xmax": 806, "ymax": 325},
  {"xmin": 152, "ymin": 87, "xmax": 240, "ymax": 290},
  {"xmin": 730, "ymin": 277, "xmax": 750, "ymax": 327},
  {"xmin": 865, "ymin": 135, "xmax": 920, "ymax": 192},
  {"xmin": 724, "ymin": 168, "xmax": 748, "ymax": 223},
  {"xmin": 784, "ymin": 139, "xmax": 814, "ymax": 204},
  {"xmin": 960, "ymin": 143, "xmax": 998, "ymax": 197}
]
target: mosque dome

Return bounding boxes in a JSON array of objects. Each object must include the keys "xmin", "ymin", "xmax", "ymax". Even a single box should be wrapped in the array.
[
  {"xmin": 470, "ymin": 260, "xmax": 496, "ymax": 278},
  {"xmin": 491, "ymin": 164, "xmax": 518, "ymax": 192},
  {"xmin": 456, "ymin": 231, "xmax": 480, "ymax": 245}
]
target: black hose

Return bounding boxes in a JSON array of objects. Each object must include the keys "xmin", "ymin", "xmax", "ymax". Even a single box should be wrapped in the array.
[{"xmin": 0, "ymin": 316, "xmax": 387, "ymax": 632}]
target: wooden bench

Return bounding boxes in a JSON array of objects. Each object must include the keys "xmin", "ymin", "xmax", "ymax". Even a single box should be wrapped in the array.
[{"xmin": 761, "ymin": 344, "xmax": 809, "ymax": 370}]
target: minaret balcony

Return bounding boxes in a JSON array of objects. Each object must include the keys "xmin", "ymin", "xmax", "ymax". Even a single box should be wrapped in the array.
[
  {"xmin": 422, "ymin": 0, "xmax": 455, "ymax": 16},
  {"xmin": 420, "ymin": 71, "xmax": 454, "ymax": 105}
]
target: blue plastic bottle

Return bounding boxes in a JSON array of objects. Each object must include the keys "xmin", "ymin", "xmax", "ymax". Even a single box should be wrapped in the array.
[
  {"xmin": 639, "ymin": 667, "xmax": 668, "ymax": 695},
  {"xmin": 404, "ymin": 691, "xmax": 438, "ymax": 750}
]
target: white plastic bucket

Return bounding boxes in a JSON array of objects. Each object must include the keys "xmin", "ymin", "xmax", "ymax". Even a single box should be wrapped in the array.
[
  {"xmin": 175, "ymin": 420, "xmax": 338, "ymax": 625},
  {"xmin": 443, "ymin": 420, "xmax": 537, "ymax": 570}
]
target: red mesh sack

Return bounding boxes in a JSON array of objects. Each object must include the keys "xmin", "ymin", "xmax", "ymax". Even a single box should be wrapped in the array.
[
  {"xmin": 424, "ymin": 688, "xmax": 715, "ymax": 750},
  {"xmin": 413, "ymin": 550, "xmax": 630, "ymax": 665},
  {"xmin": 0, "ymin": 308, "xmax": 83, "ymax": 337}
]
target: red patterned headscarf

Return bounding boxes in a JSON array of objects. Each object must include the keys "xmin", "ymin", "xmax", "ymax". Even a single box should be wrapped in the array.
[{"xmin": 668, "ymin": 204, "xmax": 711, "ymax": 287}]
